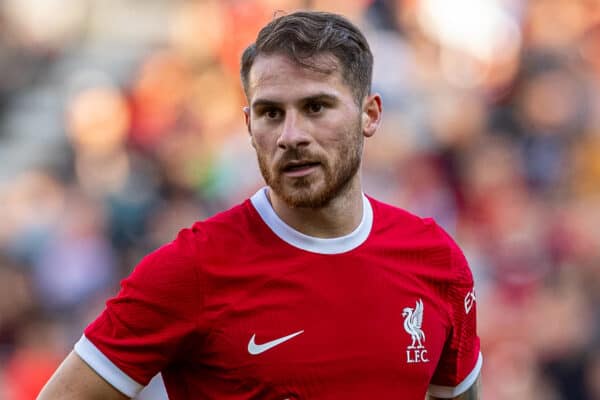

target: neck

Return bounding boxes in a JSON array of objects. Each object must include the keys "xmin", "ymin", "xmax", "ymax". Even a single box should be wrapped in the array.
[{"xmin": 267, "ymin": 178, "xmax": 364, "ymax": 238}]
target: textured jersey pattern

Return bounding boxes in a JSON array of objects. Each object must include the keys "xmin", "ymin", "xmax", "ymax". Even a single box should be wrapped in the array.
[{"xmin": 78, "ymin": 189, "xmax": 481, "ymax": 399}]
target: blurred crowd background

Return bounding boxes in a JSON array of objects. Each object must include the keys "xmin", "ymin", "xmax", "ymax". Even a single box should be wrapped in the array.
[{"xmin": 1, "ymin": 0, "xmax": 599, "ymax": 399}]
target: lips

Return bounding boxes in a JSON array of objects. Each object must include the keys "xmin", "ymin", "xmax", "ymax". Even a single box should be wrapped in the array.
[{"xmin": 281, "ymin": 160, "xmax": 320, "ymax": 172}]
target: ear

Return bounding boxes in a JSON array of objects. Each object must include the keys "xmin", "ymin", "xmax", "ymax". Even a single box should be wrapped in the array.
[
  {"xmin": 243, "ymin": 106, "xmax": 257, "ymax": 148},
  {"xmin": 243, "ymin": 106, "xmax": 251, "ymax": 134},
  {"xmin": 361, "ymin": 94, "xmax": 382, "ymax": 138}
]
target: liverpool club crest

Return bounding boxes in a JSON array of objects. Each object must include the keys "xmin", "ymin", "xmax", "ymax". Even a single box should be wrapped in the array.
[{"xmin": 402, "ymin": 299, "xmax": 429, "ymax": 363}]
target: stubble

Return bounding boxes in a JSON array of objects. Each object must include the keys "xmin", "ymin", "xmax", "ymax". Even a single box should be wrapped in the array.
[{"xmin": 256, "ymin": 116, "xmax": 363, "ymax": 208}]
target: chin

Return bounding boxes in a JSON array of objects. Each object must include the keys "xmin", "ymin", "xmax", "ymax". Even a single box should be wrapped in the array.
[
  {"xmin": 279, "ymin": 189, "xmax": 323, "ymax": 209},
  {"xmin": 283, "ymin": 194, "xmax": 330, "ymax": 208},
  {"xmin": 263, "ymin": 159, "xmax": 358, "ymax": 209},
  {"xmin": 276, "ymin": 181, "xmax": 339, "ymax": 209}
]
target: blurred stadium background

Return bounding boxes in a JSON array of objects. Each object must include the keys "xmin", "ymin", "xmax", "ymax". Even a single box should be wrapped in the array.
[{"xmin": 1, "ymin": 0, "xmax": 600, "ymax": 399}]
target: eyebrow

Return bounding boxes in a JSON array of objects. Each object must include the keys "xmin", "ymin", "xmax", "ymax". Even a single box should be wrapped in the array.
[{"xmin": 251, "ymin": 92, "xmax": 339, "ymax": 110}]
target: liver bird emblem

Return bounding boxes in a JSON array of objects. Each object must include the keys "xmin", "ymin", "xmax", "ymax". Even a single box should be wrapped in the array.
[{"xmin": 403, "ymin": 299, "xmax": 425, "ymax": 349}]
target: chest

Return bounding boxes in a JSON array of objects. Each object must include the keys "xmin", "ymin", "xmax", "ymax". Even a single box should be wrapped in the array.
[{"xmin": 189, "ymin": 253, "xmax": 450, "ymax": 399}]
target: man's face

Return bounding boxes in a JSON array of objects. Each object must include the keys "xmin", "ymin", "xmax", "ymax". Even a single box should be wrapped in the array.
[{"xmin": 245, "ymin": 53, "xmax": 365, "ymax": 208}]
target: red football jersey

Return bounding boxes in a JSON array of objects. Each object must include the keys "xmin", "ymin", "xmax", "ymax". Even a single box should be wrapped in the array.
[{"xmin": 76, "ymin": 188, "xmax": 481, "ymax": 399}]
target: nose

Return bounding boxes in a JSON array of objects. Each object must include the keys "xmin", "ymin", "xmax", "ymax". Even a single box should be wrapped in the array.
[{"xmin": 276, "ymin": 111, "xmax": 310, "ymax": 150}]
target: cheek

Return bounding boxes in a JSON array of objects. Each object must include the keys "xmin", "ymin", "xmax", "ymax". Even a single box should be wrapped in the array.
[
  {"xmin": 322, "ymin": 121, "xmax": 359, "ymax": 150},
  {"xmin": 249, "ymin": 121, "xmax": 276, "ymax": 146},
  {"xmin": 250, "ymin": 134, "xmax": 278, "ymax": 164},
  {"xmin": 251, "ymin": 134, "xmax": 272, "ymax": 154}
]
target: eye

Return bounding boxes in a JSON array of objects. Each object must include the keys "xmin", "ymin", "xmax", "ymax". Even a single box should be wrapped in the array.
[
  {"xmin": 264, "ymin": 108, "xmax": 282, "ymax": 120},
  {"xmin": 306, "ymin": 102, "xmax": 324, "ymax": 114}
]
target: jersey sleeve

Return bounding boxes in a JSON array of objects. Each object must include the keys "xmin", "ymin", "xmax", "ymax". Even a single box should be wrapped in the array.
[
  {"xmin": 74, "ymin": 227, "xmax": 203, "ymax": 397},
  {"xmin": 428, "ymin": 227, "xmax": 482, "ymax": 398}
]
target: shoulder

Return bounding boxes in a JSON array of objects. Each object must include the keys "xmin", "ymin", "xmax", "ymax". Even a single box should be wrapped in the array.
[
  {"xmin": 368, "ymin": 196, "xmax": 441, "ymax": 240},
  {"xmin": 187, "ymin": 199, "xmax": 264, "ymax": 260},
  {"xmin": 154, "ymin": 199, "xmax": 256, "ymax": 257},
  {"xmin": 194, "ymin": 198, "xmax": 256, "ymax": 235},
  {"xmin": 430, "ymin": 221, "xmax": 473, "ymax": 287},
  {"xmin": 126, "ymin": 200, "xmax": 253, "ymax": 287},
  {"xmin": 368, "ymin": 196, "xmax": 473, "ymax": 286},
  {"xmin": 368, "ymin": 196, "xmax": 424, "ymax": 225}
]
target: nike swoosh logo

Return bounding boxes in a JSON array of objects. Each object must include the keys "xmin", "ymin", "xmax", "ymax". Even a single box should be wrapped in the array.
[{"xmin": 247, "ymin": 330, "xmax": 304, "ymax": 355}]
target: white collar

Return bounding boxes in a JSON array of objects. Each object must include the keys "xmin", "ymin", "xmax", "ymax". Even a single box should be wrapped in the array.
[{"xmin": 250, "ymin": 187, "xmax": 373, "ymax": 254}]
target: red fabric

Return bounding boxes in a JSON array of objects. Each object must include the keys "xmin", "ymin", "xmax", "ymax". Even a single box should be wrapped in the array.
[{"xmin": 85, "ymin": 197, "xmax": 480, "ymax": 399}]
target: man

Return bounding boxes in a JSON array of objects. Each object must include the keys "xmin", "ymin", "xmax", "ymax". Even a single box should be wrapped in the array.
[{"xmin": 39, "ymin": 10, "xmax": 481, "ymax": 400}]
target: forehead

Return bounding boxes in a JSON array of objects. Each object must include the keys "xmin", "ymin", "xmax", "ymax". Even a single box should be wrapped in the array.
[{"xmin": 247, "ymin": 53, "xmax": 351, "ymax": 102}]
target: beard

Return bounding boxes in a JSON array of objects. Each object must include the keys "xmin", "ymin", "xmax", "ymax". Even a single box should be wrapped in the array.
[{"xmin": 256, "ymin": 117, "xmax": 363, "ymax": 208}]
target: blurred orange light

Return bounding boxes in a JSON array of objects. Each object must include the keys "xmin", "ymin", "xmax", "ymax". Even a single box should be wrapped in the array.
[{"xmin": 67, "ymin": 87, "xmax": 130, "ymax": 156}]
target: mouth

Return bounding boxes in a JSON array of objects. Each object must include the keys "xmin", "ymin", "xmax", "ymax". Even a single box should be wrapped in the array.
[
  {"xmin": 280, "ymin": 160, "xmax": 321, "ymax": 177},
  {"xmin": 282, "ymin": 160, "xmax": 320, "ymax": 172}
]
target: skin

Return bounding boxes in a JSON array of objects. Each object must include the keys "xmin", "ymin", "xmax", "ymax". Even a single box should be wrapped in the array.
[
  {"xmin": 428, "ymin": 373, "xmax": 481, "ymax": 399},
  {"xmin": 37, "ymin": 351, "xmax": 128, "ymax": 399},
  {"xmin": 244, "ymin": 52, "xmax": 382, "ymax": 238},
  {"xmin": 38, "ymin": 52, "xmax": 479, "ymax": 399}
]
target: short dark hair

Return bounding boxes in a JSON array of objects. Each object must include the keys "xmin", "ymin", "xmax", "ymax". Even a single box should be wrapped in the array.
[{"xmin": 240, "ymin": 11, "xmax": 373, "ymax": 104}]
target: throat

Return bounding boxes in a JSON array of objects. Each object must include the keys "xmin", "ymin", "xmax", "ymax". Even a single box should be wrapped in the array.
[{"xmin": 267, "ymin": 187, "xmax": 364, "ymax": 238}]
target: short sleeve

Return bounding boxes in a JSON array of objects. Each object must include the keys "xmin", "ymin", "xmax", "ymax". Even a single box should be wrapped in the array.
[
  {"xmin": 428, "ymin": 229, "xmax": 482, "ymax": 398},
  {"xmin": 74, "ymin": 228, "xmax": 202, "ymax": 397}
]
